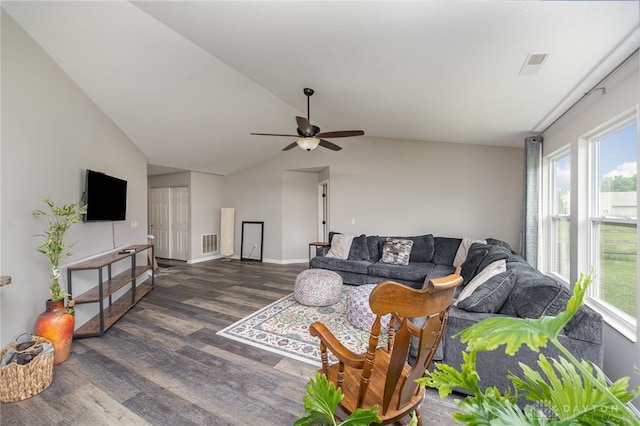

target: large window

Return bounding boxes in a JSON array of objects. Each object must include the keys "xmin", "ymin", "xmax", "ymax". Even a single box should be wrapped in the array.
[
  {"xmin": 589, "ymin": 115, "xmax": 637, "ymax": 331},
  {"xmin": 550, "ymin": 152, "xmax": 571, "ymax": 281}
]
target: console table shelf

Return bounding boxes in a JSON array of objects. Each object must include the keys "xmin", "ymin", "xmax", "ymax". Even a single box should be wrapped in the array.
[{"xmin": 67, "ymin": 244, "xmax": 154, "ymax": 338}]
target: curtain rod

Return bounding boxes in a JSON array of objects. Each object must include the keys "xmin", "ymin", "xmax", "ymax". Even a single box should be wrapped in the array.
[{"xmin": 538, "ymin": 48, "xmax": 639, "ymax": 136}]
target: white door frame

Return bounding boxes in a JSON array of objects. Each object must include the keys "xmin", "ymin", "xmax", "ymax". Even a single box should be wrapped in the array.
[{"xmin": 318, "ymin": 180, "xmax": 329, "ymax": 242}]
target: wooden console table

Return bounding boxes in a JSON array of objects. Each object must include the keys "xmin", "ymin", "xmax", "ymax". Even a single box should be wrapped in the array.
[{"xmin": 67, "ymin": 244, "xmax": 154, "ymax": 338}]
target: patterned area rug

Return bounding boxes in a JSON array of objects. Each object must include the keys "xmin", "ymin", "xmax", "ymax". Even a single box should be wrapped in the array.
[{"xmin": 217, "ymin": 286, "xmax": 386, "ymax": 366}]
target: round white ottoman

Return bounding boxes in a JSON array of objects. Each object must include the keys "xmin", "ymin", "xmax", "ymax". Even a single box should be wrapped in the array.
[
  {"xmin": 294, "ymin": 269, "xmax": 343, "ymax": 306},
  {"xmin": 346, "ymin": 284, "xmax": 391, "ymax": 332}
]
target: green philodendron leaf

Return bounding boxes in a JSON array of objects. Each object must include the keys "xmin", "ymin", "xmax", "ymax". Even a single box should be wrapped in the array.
[
  {"xmin": 295, "ymin": 372, "xmax": 382, "ymax": 426},
  {"xmin": 298, "ymin": 371, "xmax": 342, "ymax": 425},
  {"xmin": 452, "ymin": 387, "xmax": 554, "ymax": 426},
  {"xmin": 457, "ymin": 273, "xmax": 591, "ymax": 356},
  {"xmin": 419, "ymin": 351, "xmax": 482, "ymax": 398},
  {"xmin": 338, "ymin": 407, "xmax": 382, "ymax": 426},
  {"xmin": 511, "ymin": 354, "xmax": 640, "ymax": 425}
]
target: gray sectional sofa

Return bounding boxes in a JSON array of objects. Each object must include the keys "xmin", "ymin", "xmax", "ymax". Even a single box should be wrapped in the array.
[{"xmin": 310, "ymin": 232, "xmax": 604, "ymax": 394}]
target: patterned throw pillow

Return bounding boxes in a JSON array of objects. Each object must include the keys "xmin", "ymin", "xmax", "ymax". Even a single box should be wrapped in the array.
[{"xmin": 380, "ymin": 238, "xmax": 414, "ymax": 266}]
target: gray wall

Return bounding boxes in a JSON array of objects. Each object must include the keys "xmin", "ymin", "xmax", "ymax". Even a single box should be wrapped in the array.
[
  {"xmin": 542, "ymin": 55, "xmax": 639, "ymax": 407},
  {"xmin": 282, "ymin": 171, "xmax": 319, "ymax": 262},
  {"xmin": 223, "ymin": 137, "xmax": 524, "ymax": 261},
  {"xmin": 190, "ymin": 171, "xmax": 224, "ymax": 262},
  {"xmin": 1, "ymin": 11, "xmax": 148, "ymax": 346}
]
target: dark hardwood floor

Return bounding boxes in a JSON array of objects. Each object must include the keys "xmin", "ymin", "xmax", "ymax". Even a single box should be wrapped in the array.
[{"xmin": 1, "ymin": 259, "xmax": 459, "ymax": 425}]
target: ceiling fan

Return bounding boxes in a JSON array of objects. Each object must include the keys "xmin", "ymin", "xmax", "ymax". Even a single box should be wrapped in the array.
[{"xmin": 251, "ymin": 88, "xmax": 365, "ymax": 151}]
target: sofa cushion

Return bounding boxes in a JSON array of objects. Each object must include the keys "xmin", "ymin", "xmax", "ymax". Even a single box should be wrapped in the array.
[
  {"xmin": 432, "ymin": 237, "xmax": 462, "ymax": 265},
  {"xmin": 310, "ymin": 256, "xmax": 371, "ymax": 275},
  {"xmin": 476, "ymin": 244, "xmax": 510, "ymax": 274},
  {"xmin": 409, "ymin": 234, "xmax": 435, "ymax": 262},
  {"xmin": 499, "ymin": 269, "xmax": 559, "ymax": 316},
  {"xmin": 456, "ymin": 269, "xmax": 515, "ymax": 313},
  {"xmin": 367, "ymin": 235, "xmax": 380, "ymax": 262},
  {"xmin": 348, "ymin": 234, "xmax": 369, "ymax": 261},
  {"xmin": 426, "ymin": 264, "xmax": 457, "ymax": 283},
  {"xmin": 513, "ymin": 277, "xmax": 570, "ymax": 319},
  {"xmin": 453, "ymin": 237, "xmax": 487, "ymax": 267},
  {"xmin": 326, "ymin": 234, "xmax": 354, "ymax": 259},
  {"xmin": 486, "ymin": 237, "xmax": 515, "ymax": 253},
  {"xmin": 460, "ymin": 244, "xmax": 490, "ymax": 284},
  {"xmin": 457, "ymin": 260, "xmax": 507, "ymax": 303},
  {"xmin": 384, "ymin": 234, "xmax": 434, "ymax": 262},
  {"xmin": 380, "ymin": 238, "xmax": 414, "ymax": 266},
  {"xmin": 367, "ymin": 261, "xmax": 435, "ymax": 282}
]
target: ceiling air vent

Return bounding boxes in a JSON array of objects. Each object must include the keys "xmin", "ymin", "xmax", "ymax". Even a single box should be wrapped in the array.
[{"xmin": 519, "ymin": 52, "xmax": 549, "ymax": 75}]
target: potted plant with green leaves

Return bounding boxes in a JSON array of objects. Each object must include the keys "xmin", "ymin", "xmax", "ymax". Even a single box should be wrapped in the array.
[
  {"xmin": 418, "ymin": 272, "xmax": 640, "ymax": 425},
  {"xmin": 33, "ymin": 198, "xmax": 87, "ymax": 365}
]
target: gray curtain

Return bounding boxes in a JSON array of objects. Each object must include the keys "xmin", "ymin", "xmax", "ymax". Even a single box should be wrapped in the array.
[{"xmin": 519, "ymin": 136, "xmax": 542, "ymax": 268}]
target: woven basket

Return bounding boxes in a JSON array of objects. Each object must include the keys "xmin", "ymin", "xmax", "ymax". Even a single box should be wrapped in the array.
[{"xmin": 0, "ymin": 334, "xmax": 54, "ymax": 403}]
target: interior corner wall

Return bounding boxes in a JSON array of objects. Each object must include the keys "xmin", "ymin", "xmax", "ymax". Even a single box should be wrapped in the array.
[
  {"xmin": 223, "ymin": 137, "xmax": 523, "ymax": 263},
  {"xmin": 222, "ymin": 160, "xmax": 285, "ymax": 261},
  {"xmin": 0, "ymin": 11, "xmax": 148, "ymax": 348}
]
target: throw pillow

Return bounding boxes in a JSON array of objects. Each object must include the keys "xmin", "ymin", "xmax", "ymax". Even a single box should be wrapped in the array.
[
  {"xmin": 513, "ymin": 276, "xmax": 569, "ymax": 319},
  {"xmin": 432, "ymin": 237, "xmax": 463, "ymax": 265},
  {"xmin": 348, "ymin": 234, "xmax": 370, "ymax": 261},
  {"xmin": 366, "ymin": 235, "xmax": 381, "ymax": 261},
  {"xmin": 476, "ymin": 244, "xmax": 510, "ymax": 274},
  {"xmin": 380, "ymin": 238, "xmax": 414, "ymax": 266},
  {"xmin": 453, "ymin": 237, "xmax": 487, "ymax": 267},
  {"xmin": 460, "ymin": 244, "xmax": 490, "ymax": 284},
  {"xmin": 409, "ymin": 234, "xmax": 435, "ymax": 262},
  {"xmin": 486, "ymin": 237, "xmax": 515, "ymax": 253},
  {"xmin": 456, "ymin": 268, "xmax": 515, "ymax": 313},
  {"xmin": 326, "ymin": 234, "xmax": 354, "ymax": 259}
]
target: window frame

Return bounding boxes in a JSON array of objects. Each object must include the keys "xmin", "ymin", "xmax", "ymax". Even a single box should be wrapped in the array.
[
  {"xmin": 548, "ymin": 150, "xmax": 571, "ymax": 284},
  {"xmin": 587, "ymin": 112, "xmax": 637, "ymax": 341}
]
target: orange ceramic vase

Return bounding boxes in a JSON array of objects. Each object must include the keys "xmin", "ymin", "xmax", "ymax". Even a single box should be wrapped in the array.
[{"xmin": 34, "ymin": 300, "xmax": 75, "ymax": 365}]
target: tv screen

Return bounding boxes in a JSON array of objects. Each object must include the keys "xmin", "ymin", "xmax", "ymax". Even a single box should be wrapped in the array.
[{"xmin": 84, "ymin": 169, "xmax": 127, "ymax": 221}]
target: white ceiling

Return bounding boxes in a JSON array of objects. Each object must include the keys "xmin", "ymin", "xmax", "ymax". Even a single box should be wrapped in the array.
[{"xmin": 3, "ymin": 1, "xmax": 639, "ymax": 176}]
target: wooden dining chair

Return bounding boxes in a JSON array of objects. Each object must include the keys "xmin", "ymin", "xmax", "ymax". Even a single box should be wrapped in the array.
[{"xmin": 309, "ymin": 269, "xmax": 463, "ymax": 425}]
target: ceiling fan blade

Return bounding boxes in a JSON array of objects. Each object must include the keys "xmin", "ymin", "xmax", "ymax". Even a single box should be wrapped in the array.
[
  {"xmin": 316, "ymin": 130, "xmax": 365, "ymax": 138},
  {"xmin": 251, "ymin": 132, "xmax": 299, "ymax": 137},
  {"xmin": 296, "ymin": 116, "xmax": 314, "ymax": 136},
  {"xmin": 319, "ymin": 139, "xmax": 342, "ymax": 151},
  {"xmin": 282, "ymin": 142, "xmax": 298, "ymax": 151}
]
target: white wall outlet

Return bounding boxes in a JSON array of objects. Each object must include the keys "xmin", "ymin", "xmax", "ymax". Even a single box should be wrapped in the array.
[
  {"xmin": 131, "ymin": 220, "xmax": 138, "ymax": 229},
  {"xmin": 351, "ymin": 218, "xmax": 356, "ymax": 225}
]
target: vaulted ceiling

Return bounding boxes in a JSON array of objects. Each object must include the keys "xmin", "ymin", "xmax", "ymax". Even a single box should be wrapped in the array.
[{"xmin": 3, "ymin": 1, "xmax": 638, "ymax": 175}]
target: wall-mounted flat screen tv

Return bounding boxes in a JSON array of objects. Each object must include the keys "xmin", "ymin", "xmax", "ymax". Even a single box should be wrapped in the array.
[{"xmin": 84, "ymin": 169, "xmax": 127, "ymax": 221}]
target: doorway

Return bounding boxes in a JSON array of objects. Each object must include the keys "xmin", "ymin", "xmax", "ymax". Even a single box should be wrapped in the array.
[{"xmin": 149, "ymin": 187, "xmax": 190, "ymax": 261}]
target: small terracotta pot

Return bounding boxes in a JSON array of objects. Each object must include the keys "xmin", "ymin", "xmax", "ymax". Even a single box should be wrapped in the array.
[{"xmin": 34, "ymin": 299, "xmax": 75, "ymax": 365}]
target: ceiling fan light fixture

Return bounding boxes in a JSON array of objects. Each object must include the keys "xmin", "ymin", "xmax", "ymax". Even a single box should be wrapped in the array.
[{"xmin": 296, "ymin": 137, "xmax": 320, "ymax": 151}]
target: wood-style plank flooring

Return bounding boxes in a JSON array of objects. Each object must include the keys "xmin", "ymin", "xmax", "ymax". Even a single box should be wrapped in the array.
[{"xmin": 1, "ymin": 259, "xmax": 460, "ymax": 425}]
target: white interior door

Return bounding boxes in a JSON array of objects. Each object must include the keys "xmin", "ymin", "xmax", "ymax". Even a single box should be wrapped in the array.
[
  {"xmin": 149, "ymin": 186, "xmax": 190, "ymax": 260},
  {"xmin": 170, "ymin": 187, "xmax": 189, "ymax": 261},
  {"xmin": 150, "ymin": 188, "xmax": 171, "ymax": 259}
]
